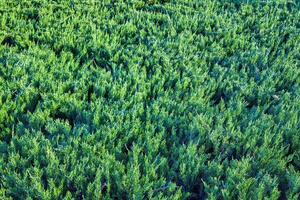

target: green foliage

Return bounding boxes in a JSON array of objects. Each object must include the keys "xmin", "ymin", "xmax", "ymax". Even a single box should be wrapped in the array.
[{"xmin": 0, "ymin": 0, "xmax": 299, "ymax": 199}]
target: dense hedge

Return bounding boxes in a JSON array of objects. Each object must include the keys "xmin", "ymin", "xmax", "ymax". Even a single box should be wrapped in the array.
[{"xmin": 0, "ymin": 0, "xmax": 299, "ymax": 199}]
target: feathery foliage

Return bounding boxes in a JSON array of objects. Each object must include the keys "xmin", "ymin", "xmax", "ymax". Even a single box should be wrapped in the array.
[{"xmin": 0, "ymin": 0, "xmax": 300, "ymax": 199}]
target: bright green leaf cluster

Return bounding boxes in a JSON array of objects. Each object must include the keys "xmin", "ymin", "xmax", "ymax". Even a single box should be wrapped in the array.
[{"xmin": 0, "ymin": 0, "xmax": 299, "ymax": 199}]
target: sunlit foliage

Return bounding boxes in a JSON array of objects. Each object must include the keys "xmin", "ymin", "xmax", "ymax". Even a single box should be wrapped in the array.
[{"xmin": 0, "ymin": 0, "xmax": 299, "ymax": 199}]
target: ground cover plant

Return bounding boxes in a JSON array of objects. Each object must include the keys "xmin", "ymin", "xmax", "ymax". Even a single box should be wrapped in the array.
[{"xmin": 0, "ymin": 0, "xmax": 299, "ymax": 199}]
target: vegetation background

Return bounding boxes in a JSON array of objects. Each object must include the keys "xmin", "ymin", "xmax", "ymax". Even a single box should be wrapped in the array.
[{"xmin": 0, "ymin": 0, "xmax": 299, "ymax": 199}]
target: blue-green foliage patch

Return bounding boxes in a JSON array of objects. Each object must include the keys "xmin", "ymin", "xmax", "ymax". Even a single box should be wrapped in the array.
[{"xmin": 0, "ymin": 0, "xmax": 299, "ymax": 199}]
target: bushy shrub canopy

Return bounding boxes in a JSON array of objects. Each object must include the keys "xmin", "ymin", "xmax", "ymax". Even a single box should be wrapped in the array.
[{"xmin": 0, "ymin": 0, "xmax": 299, "ymax": 199}]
